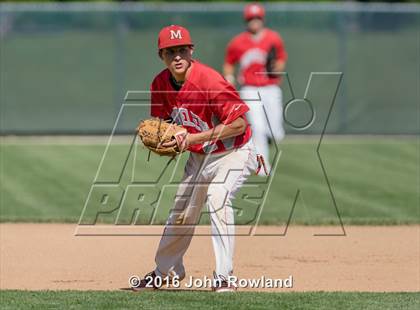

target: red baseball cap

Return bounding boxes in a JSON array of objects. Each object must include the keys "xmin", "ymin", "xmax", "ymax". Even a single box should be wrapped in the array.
[
  {"xmin": 158, "ymin": 25, "xmax": 193, "ymax": 50},
  {"xmin": 244, "ymin": 3, "xmax": 265, "ymax": 21}
]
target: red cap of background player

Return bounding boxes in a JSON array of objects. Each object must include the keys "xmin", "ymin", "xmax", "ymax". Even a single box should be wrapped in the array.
[
  {"xmin": 243, "ymin": 3, "xmax": 265, "ymax": 21},
  {"xmin": 158, "ymin": 25, "xmax": 193, "ymax": 50}
]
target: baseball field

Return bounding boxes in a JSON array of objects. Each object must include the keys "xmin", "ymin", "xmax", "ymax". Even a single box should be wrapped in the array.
[
  {"xmin": 1, "ymin": 1, "xmax": 419, "ymax": 309},
  {"xmin": 1, "ymin": 136, "xmax": 419, "ymax": 308}
]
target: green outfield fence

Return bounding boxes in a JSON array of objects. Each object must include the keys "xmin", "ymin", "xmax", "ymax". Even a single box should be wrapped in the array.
[{"xmin": 0, "ymin": 2, "xmax": 419, "ymax": 135}]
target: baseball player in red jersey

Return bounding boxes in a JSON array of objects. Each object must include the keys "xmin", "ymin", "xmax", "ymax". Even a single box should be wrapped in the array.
[
  {"xmin": 223, "ymin": 3, "xmax": 288, "ymax": 175},
  {"xmin": 133, "ymin": 25, "xmax": 258, "ymax": 292}
]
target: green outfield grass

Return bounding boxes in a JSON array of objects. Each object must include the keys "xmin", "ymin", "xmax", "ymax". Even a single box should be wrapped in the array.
[
  {"xmin": 0, "ymin": 136, "xmax": 418, "ymax": 225},
  {"xmin": 0, "ymin": 291, "xmax": 419, "ymax": 310}
]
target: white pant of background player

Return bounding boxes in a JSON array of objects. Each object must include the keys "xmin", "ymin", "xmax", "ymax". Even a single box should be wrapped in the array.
[
  {"xmin": 240, "ymin": 85, "xmax": 284, "ymax": 174},
  {"xmin": 154, "ymin": 141, "xmax": 258, "ymax": 280}
]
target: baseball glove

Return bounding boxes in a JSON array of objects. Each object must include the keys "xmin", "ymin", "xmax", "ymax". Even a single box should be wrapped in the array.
[
  {"xmin": 137, "ymin": 118, "xmax": 186, "ymax": 157},
  {"xmin": 266, "ymin": 45, "xmax": 277, "ymax": 78}
]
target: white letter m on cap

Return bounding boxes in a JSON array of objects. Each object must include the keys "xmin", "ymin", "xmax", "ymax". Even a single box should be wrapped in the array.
[{"xmin": 170, "ymin": 30, "xmax": 182, "ymax": 40}]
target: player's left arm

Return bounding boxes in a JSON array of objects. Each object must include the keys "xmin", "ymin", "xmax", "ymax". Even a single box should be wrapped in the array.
[
  {"xmin": 161, "ymin": 116, "xmax": 246, "ymax": 150},
  {"xmin": 187, "ymin": 116, "xmax": 247, "ymax": 146},
  {"xmin": 162, "ymin": 78, "xmax": 248, "ymax": 150},
  {"xmin": 223, "ymin": 63, "xmax": 236, "ymax": 85},
  {"xmin": 185, "ymin": 83, "xmax": 249, "ymax": 147}
]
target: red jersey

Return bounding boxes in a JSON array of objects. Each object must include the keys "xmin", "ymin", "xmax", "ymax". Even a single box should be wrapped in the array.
[
  {"xmin": 225, "ymin": 29, "xmax": 287, "ymax": 87},
  {"xmin": 150, "ymin": 60, "xmax": 252, "ymax": 154}
]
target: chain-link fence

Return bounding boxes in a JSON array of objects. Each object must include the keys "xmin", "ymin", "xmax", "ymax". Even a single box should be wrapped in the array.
[{"xmin": 0, "ymin": 2, "xmax": 419, "ymax": 134}]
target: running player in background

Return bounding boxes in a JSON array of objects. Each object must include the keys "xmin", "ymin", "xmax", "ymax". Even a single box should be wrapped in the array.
[{"xmin": 224, "ymin": 3, "xmax": 287, "ymax": 175}]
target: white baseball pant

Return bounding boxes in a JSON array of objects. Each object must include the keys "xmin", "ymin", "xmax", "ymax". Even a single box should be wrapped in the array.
[
  {"xmin": 240, "ymin": 85, "xmax": 284, "ymax": 173},
  {"xmin": 154, "ymin": 140, "xmax": 258, "ymax": 279}
]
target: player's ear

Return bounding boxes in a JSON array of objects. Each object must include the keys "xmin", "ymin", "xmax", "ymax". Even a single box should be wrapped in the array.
[
  {"xmin": 189, "ymin": 46, "xmax": 194, "ymax": 56},
  {"xmin": 158, "ymin": 49, "xmax": 163, "ymax": 60}
]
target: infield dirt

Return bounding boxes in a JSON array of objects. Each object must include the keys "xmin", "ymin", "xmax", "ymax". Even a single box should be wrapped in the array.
[{"xmin": 1, "ymin": 224, "xmax": 418, "ymax": 292}]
